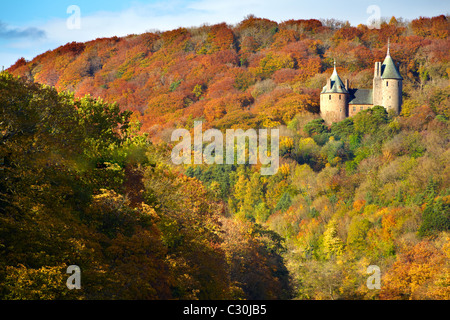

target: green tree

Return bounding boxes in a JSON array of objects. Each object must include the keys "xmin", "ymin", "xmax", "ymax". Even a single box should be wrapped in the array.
[
  {"xmin": 347, "ymin": 216, "xmax": 372, "ymax": 253},
  {"xmin": 418, "ymin": 196, "xmax": 450, "ymax": 237},
  {"xmin": 275, "ymin": 192, "xmax": 292, "ymax": 212},
  {"xmin": 353, "ymin": 105, "xmax": 388, "ymax": 136}
]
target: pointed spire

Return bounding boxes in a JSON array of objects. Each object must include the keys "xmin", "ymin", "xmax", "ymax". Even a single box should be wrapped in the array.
[
  {"xmin": 323, "ymin": 58, "xmax": 349, "ymax": 94},
  {"xmin": 332, "ymin": 58, "xmax": 337, "ymax": 76},
  {"xmin": 381, "ymin": 38, "xmax": 403, "ymax": 80},
  {"xmin": 387, "ymin": 38, "xmax": 390, "ymax": 56}
]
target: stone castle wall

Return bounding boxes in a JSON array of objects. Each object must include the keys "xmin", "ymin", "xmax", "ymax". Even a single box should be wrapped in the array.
[
  {"xmin": 348, "ymin": 104, "xmax": 373, "ymax": 117},
  {"xmin": 320, "ymin": 93, "xmax": 347, "ymax": 124},
  {"xmin": 373, "ymin": 62, "xmax": 383, "ymax": 106},
  {"xmin": 381, "ymin": 79, "xmax": 402, "ymax": 114}
]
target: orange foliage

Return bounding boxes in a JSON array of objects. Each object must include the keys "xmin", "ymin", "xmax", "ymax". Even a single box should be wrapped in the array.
[
  {"xmin": 255, "ymin": 88, "xmax": 318, "ymax": 125},
  {"xmin": 7, "ymin": 15, "xmax": 449, "ymax": 138},
  {"xmin": 279, "ymin": 19, "xmax": 323, "ymax": 32},
  {"xmin": 272, "ymin": 29, "xmax": 300, "ymax": 48},
  {"xmin": 332, "ymin": 27, "xmax": 363, "ymax": 44},
  {"xmin": 380, "ymin": 241, "xmax": 449, "ymax": 299},
  {"xmin": 204, "ymin": 92, "xmax": 254, "ymax": 123},
  {"xmin": 411, "ymin": 15, "xmax": 450, "ymax": 39},
  {"xmin": 272, "ymin": 68, "xmax": 299, "ymax": 84},
  {"xmin": 353, "ymin": 199, "xmax": 366, "ymax": 212},
  {"xmin": 295, "ymin": 57, "xmax": 322, "ymax": 82},
  {"xmin": 161, "ymin": 27, "xmax": 190, "ymax": 46},
  {"xmin": 8, "ymin": 57, "xmax": 28, "ymax": 73},
  {"xmin": 208, "ymin": 23, "xmax": 236, "ymax": 53}
]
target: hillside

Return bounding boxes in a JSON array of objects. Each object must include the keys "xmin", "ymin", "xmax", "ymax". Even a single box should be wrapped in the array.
[
  {"xmin": 2, "ymin": 14, "xmax": 450, "ymax": 300},
  {"xmin": 0, "ymin": 73, "xmax": 291, "ymax": 299},
  {"xmin": 8, "ymin": 15, "xmax": 450, "ymax": 138}
]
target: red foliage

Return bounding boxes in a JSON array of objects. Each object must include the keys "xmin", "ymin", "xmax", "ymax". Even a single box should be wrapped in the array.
[
  {"xmin": 424, "ymin": 39, "xmax": 450, "ymax": 63},
  {"xmin": 272, "ymin": 29, "xmax": 300, "ymax": 48},
  {"xmin": 240, "ymin": 36, "xmax": 259, "ymax": 53},
  {"xmin": 411, "ymin": 15, "xmax": 449, "ymax": 39},
  {"xmin": 162, "ymin": 27, "xmax": 190, "ymax": 45},
  {"xmin": 206, "ymin": 76, "xmax": 239, "ymax": 99},
  {"xmin": 272, "ymin": 68, "xmax": 299, "ymax": 84},
  {"xmin": 6, "ymin": 15, "xmax": 447, "ymax": 137},
  {"xmin": 332, "ymin": 27, "xmax": 363, "ymax": 43},
  {"xmin": 8, "ymin": 57, "xmax": 28, "ymax": 73},
  {"xmin": 209, "ymin": 23, "xmax": 236, "ymax": 52},
  {"xmin": 236, "ymin": 15, "xmax": 278, "ymax": 32},
  {"xmin": 279, "ymin": 19, "xmax": 323, "ymax": 32},
  {"xmin": 55, "ymin": 41, "xmax": 86, "ymax": 56}
]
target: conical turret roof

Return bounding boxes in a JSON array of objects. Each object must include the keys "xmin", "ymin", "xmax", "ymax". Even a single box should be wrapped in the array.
[
  {"xmin": 321, "ymin": 60, "xmax": 349, "ymax": 94},
  {"xmin": 381, "ymin": 41, "xmax": 403, "ymax": 80}
]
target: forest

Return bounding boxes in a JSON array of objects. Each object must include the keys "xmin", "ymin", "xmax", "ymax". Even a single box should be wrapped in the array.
[{"xmin": 1, "ymin": 14, "xmax": 449, "ymax": 299}]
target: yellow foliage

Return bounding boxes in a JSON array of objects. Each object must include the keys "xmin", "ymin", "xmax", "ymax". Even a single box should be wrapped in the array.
[
  {"xmin": 255, "ymin": 52, "xmax": 295, "ymax": 77},
  {"xmin": 380, "ymin": 241, "xmax": 449, "ymax": 300},
  {"xmin": 322, "ymin": 219, "xmax": 344, "ymax": 259},
  {"xmin": 262, "ymin": 117, "xmax": 281, "ymax": 128},
  {"xmin": 4, "ymin": 264, "xmax": 73, "ymax": 300},
  {"xmin": 280, "ymin": 136, "xmax": 294, "ymax": 149},
  {"xmin": 279, "ymin": 163, "xmax": 290, "ymax": 177}
]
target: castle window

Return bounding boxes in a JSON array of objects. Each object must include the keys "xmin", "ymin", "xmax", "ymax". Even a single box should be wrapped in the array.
[
  {"xmin": 329, "ymin": 95, "xmax": 331, "ymax": 100},
  {"xmin": 386, "ymin": 81, "xmax": 389, "ymax": 87},
  {"xmin": 339, "ymin": 95, "xmax": 341, "ymax": 100},
  {"xmin": 353, "ymin": 106, "xmax": 356, "ymax": 112},
  {"xmin": 360, "ymin": 106, "xmax": 364, "ymax": 111}
]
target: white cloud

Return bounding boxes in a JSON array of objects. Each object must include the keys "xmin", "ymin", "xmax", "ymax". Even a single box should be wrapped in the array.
[
  {"xmin": 186, "ymin": 0, "xmax": 261, "ymax": 15},
  {"xmin": 1, "ymin": 0, "xmax": 310, "ymax": 67},
  {"xmin": 39, "ymin": 0, "xmax": 307, "ymax": 46},
  {"xmin": 6, "ymin": 0, "xmax": 442, "ymax": 68},
  {"xmin": 40, "ymin": 1, "xmax": 212, "ymax": 44}
]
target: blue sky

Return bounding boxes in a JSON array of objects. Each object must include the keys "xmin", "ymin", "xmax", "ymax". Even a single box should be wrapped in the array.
[{"xmin": 0, "ymin": 0, "xmax": 448, "ymax": 68}]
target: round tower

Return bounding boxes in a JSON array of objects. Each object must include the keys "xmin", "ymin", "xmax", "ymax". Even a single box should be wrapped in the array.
[
  {"xmin": 320, "ymin": 61, "xmax": 349, "ymax": 124},
  {"xmin": 380, "ymin": 42, "xmax": 403, "ymax": 114}
]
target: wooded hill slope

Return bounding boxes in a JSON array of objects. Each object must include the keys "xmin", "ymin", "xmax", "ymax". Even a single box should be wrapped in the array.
[
  {"xmin": 3, "ymin": 14, "xmax": 450, "ymax": 300},
  {"xmin": 9, "ymin": 15, "xmax": 450, "ymax": 139}
]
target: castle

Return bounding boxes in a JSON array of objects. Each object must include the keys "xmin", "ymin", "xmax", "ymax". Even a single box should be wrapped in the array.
[{"xmin": 320, "ymin": 42, "xmax": 403, "ymax": 124}]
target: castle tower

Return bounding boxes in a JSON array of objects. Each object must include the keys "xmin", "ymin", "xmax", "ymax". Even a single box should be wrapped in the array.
[
  {"xmin": 320, "ymin": 60, "xmax": 349, "ymax": 124},
  {"xmin": 373, "ymin": 61, "xmax": 382, "ymax": 106},
  {"xmin": 379, "ymin": 40, "xmax": 403, "ymax": 114}
]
